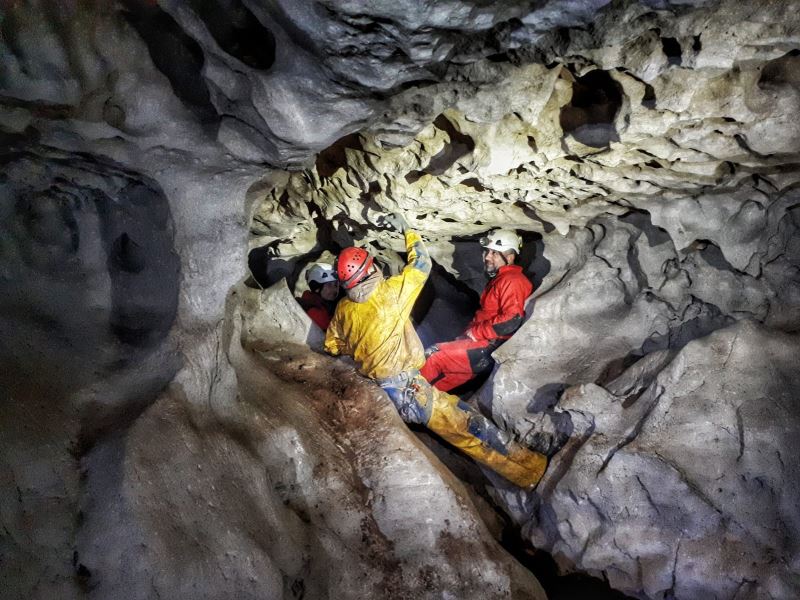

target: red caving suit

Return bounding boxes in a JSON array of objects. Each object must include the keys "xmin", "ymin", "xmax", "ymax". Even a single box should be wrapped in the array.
[
  {"xmin": 421, "ymin": 264, "xmax": 532, "ymax": 392},
  {"xmin": 298, "ymin": 290, "xmax": 335, "ymax": 330}
]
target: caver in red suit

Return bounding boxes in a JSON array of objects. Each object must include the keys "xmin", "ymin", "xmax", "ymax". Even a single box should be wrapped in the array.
[
  {"xmin": 297, "ymin": 263, "xmax": 339, "ymax": 330},
  {"xmin": 421, "ymin": 229, "xmax": 532, "ymax": 392}
]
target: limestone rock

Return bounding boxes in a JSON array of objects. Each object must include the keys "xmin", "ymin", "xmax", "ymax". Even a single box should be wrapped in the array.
[
  {"xmin": 73, "ymin": 296, "xmax": 546, "ymax": 600},
  {"xmin": 238, "ymin": 279, "xmax": 325, "ymax": 351},
  {"xmin": 2, "ymin": 0, "xmax": 800, "ymax": 598},
  {"xmin": 525, "ymin": 321, "xmax": 800, "ymax": 599}
]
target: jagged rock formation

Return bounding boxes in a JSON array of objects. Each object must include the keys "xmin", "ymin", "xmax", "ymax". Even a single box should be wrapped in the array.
[
  {"xmin": 72, "ymin": 285, "xmax": 544, "ymax": 600},
  {"xmin": 525, "ymin": 321, "xmax": 800, "ymax": 599},
  {"xmin": 1, "ymin": 1, "xmax": 799, "ymax": 599}
]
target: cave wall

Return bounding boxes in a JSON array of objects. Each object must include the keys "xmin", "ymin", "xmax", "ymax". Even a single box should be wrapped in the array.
[{"xmin": 1, "ymin": 1, "xmax": 799, "ymax": 599}]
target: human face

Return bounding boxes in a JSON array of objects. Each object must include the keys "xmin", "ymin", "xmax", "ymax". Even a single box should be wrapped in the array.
[
  {"xmin": 483, "ymin": 248, "xmax": 508, "ymax": 277},
  {"xmin": 320, "ymin": 280, "xmax": 339, "ymax": 301},
  {"xmin": 483, "ymin": 248, "xmax": 512, "ymax": 276}
]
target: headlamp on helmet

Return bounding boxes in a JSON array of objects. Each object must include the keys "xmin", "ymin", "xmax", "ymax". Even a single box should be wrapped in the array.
[{"xmin": 480, "ymin": 229, "xmax": 521, "ymax": 254}]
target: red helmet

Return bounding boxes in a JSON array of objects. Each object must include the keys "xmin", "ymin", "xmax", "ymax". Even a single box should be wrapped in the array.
[{"xmin": 336, "ymin": 246, "xmax": 374, "ymax": 289}]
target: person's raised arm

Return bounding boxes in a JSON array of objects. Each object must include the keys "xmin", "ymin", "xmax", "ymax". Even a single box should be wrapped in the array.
[{"xmin": 380, "ymin": 212, "xmax": 431, "ymax": 320}]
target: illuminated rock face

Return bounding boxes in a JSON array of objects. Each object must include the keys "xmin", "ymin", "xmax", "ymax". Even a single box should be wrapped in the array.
[{"xmin": 1, "ymin": 1, "xmax": 799, "ymax": 599}]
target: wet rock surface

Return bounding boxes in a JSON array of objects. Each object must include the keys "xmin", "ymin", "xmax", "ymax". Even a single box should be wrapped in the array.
[{"xmin": 1, "ymin": 0, "xmax": 800, "ymax": 599}]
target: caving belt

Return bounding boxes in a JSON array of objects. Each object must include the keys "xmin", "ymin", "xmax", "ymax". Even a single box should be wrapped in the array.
[{"xmin": 375, "ymin": 369, "xmax": 434, "ymax": 425}]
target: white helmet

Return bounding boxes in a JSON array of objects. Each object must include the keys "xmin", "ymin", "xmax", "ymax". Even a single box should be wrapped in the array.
[
  {"xmin": 480, "ymin": 229, "xmax": 521, "ymax": 254},
  {"xmin": 305, "ymin": 263, "xmax": 337, "ymax": 288}
]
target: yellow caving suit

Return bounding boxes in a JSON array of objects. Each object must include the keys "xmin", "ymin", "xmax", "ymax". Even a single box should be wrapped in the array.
[{"xmin": 325, "ymin": 230, "xmax": 547, "ymax": 488}]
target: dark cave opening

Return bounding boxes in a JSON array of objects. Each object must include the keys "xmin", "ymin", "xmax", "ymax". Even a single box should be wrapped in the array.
[
  {"xmin": 121, "ymin": 0, "xmax": 218, "ymax": 126},
  {"xmin": 559, "ymin": 69, "xmax": 623, "ymax": 148},
  {"xmin": 187, "ymin": 0, "xmax": 277, "ymax": 70},
  {"xmin": 661, "ymin": 36, "xmax": 682, "ymax": 66},
  {"xmin": 315, "ymin": 132, "xmax": 364, "ymax": 179}
]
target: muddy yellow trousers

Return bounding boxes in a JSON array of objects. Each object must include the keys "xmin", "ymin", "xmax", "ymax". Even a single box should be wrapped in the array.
[{"xmin": 379, "ymin": 373, "xmax": 547, "ymax": 488}]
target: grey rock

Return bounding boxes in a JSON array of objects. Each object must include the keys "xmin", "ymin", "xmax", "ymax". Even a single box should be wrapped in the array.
[{"xmin": 526, "ymin": 321, "xmax": 800, "ymax": 599}]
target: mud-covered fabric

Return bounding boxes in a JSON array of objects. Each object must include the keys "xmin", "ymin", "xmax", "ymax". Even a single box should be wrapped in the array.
[
  {"xmin": 380, "ymin": 374, "xmax": 548, "ymax": 488},
  {"xmin": 426, "ymin": 383, "xmax": 548, "ymax": 488},
  {"xmin": 324, "ymin": 230, "xmax": 431, "ymax": 380},
  {"xmin": 380, "ymin": 374, "xmax": 434, "ymax": 424},
  {"xmin": 345, "ymin": 269, "xmax": 381, "ymax": 303}
]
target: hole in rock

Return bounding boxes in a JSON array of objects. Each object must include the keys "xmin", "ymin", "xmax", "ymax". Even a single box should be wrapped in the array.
[
  {"xmin": 121, "ymin": 1, "xmax": 218, "ymax": 125},
  {"xmin": 502, "ymin": 533, "xmax": 638, "ymax": 600},
  {"xmin": 423, "ymin": 114, "xmax": 475, "ymax": 175},
  {"xmin": 641, "ymin": 83, "xmax": 656, "ymax": 109},
  {"xmin": 248, "ymin": 243, "xmax": 289, "ymax": 289},
  {"xmin": 559, "ymin": 70, "xmax": 623, "ymax": 147},
  {"xmin": 620, "ymin": 209, "xmax": 672, "ymax": 247},
  {"xmin": 112, "ymin": 233, "xmax": 146, "ymax": 273},
  {"xmin": 692, "ymin": 34, "xmax": 702, "ymax": 52},
  {"xmin": 405, "ymin": 170, "xmax": 425, "ymax": 184},
  {"xmin": 187, "ymin": 0, "xmax": 276, "ymax": 70},
  {"xmin": 661, "ymin": 37, "xmax": 682, "ymax": 65},
  {"xmin": 414, "ymin": 261, "xmax": 479, "ymax": 349},
  {"xmin": 459, "ymin": 177, "xmax": 486, "ymax": 191},
  {"xmin": 691, "ymin": 238, "xmax": 739, "ymax": 273}
]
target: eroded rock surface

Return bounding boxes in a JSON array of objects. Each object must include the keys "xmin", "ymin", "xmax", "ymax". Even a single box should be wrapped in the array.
[
  {"xmin": 73, "ymin": 285, "xmax": 544, "ymax": 599},
  {"xmin": 2, "ymin": 0, "xmax": 800, "ymax": 599},
  {"xmin": 526, "ymin": 321, "xmax": 800, "ymax": 599}
]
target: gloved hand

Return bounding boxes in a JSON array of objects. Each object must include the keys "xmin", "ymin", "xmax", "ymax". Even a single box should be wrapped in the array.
[
  {"xmin": 424, "ymin": 344, "xmax": 439, "ymax": 358},
  {"xmin": 380, "ymin": 212, "xmax": 409, "ymax": 233}
]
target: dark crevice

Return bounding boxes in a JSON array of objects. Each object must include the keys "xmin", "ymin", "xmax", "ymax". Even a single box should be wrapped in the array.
[
  {"xmin": 111, "ymin": 232, "xmax": 146, "ymax": 274},
  {"xmin": 422, "ymin": 114, "xmax": 475, "ymax": 175},
  {"xmin": 459, "ymin": 177, "xmax": 486, "ymax": 191},
  {"xmin": 691, "ymin": 239, "xmax": 739, "ymax": 273},
  {"xmin": 121, "ymin": 1, "xmax": 218, "ymax": 126},
  {"xmin": 661, "ymin": 37, "xmax": 682, "ymax": 66},
  {"xmin": 595, "ymin": 351, "xmax": 643, "ymax": 388},
  {"xmin": 642, "ymin": 83, "xmax": 656, "ymax": 109},
  {"xmin": 405, "ymin": 170, "xmax": 425, "ymax": 184},
  {"xmin": 560, "ymin": 69, "xmax": 623, "ymax": 148},
  {"xmin": 758, "ymin": 50, "xmax": 800, "ymax": 90},
  {"xmin": 187, "ymin": 0, "xmax": 276, "ymax": 70},
  {"xmin": 500, "ymin": 533, "xmax": 637, "ymax": 600},
  {"xmin": 619, "ymin": 209, "xmax": 672, "ymax": 247}
]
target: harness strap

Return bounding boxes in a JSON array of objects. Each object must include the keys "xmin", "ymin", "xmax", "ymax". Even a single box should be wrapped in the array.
[{"xmin": 376, "ymin": 369, "xmax": 420, "ymax": 388}]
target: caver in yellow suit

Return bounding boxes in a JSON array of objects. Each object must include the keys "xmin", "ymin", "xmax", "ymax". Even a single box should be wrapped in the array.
[{"xmin": 325, "ymin": 225, "xmax": 547, "ymax": 488}]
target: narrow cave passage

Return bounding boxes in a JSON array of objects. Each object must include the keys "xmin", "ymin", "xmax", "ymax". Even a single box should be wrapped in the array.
[{"xmin": 4, "ymin": 2, "xmax": 800, "ymax": 599}]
